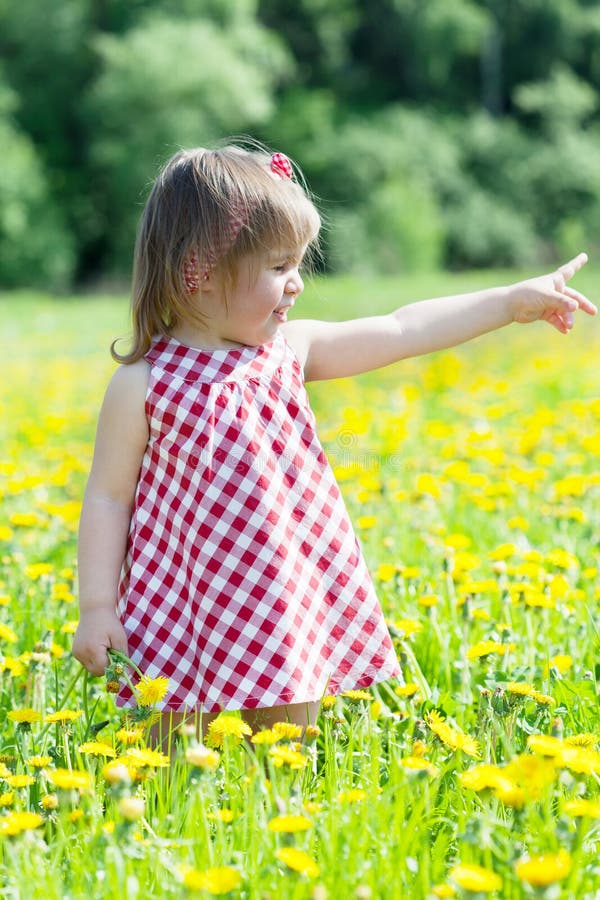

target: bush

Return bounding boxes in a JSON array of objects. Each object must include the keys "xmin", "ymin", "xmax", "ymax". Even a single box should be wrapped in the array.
[
  {"xmin": 329, "ymin": 177, "xmax": 445, "ymax": 274},
  {"xmin": 444, "ymin": 187, "xmax": 540, "ymax": 268},
  {"xmin": 0, "ymin": 85, "xmax": 75, "ymax": 289}
]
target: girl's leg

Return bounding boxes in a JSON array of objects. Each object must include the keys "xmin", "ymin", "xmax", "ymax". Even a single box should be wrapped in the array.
[
  {"xmin": 149, "ymin": 701, "xmax": 321, "ymax": 750},
  {"xmin": 241, "ymin": 700, "xmax": 321, "ymax": 733},
  {"xmin": 148, "ymin": 709, "xmax": 221, "ymax": 749}
]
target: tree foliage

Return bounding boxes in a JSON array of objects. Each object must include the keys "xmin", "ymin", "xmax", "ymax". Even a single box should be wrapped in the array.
[{"xmin": 2, "ymin": 0, "xmax": 600, "ymax": 285}]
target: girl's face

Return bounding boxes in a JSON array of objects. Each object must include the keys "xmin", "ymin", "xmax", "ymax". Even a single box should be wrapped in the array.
[{"xmin": 191, "ymin": 248, "xmax": 305, "ymax": 349}]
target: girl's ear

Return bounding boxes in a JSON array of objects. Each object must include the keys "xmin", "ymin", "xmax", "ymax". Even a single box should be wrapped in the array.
[{"xmin": 199, "ymin": 272, "xmax": 213, "ymax": 292}]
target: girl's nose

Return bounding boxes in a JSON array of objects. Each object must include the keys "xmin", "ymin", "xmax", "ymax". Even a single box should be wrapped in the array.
[{"xmin": 286, "ymin": 269, "xmax": 304, "ymax": 296}]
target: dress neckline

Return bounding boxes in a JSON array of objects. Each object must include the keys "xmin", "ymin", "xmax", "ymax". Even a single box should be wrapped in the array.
[{"xmin": 158, "ymin": 333, "xmax": 280, "ymax": 358}]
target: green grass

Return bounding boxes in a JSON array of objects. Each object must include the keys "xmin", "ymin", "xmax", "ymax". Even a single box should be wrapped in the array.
[{"xmin": 0, "ymin": 269, "xmax": 599, "ymax": 898}]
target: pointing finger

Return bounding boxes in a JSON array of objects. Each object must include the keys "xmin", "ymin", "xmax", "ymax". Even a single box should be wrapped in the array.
[{"xmin": 557, "ymin": 252, "xmax": 588, "ymax": 282}]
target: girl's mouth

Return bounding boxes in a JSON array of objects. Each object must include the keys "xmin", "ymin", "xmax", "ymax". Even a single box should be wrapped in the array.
[{"xmin": 273, "ymin": 302, "xmax": 293, "ymax": 323}]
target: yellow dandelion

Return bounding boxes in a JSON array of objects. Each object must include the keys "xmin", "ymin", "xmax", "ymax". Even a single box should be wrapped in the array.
[
  {"xmin": 272, "ymin": 722, "xmax": 303, "ymax": 740},
  {"xmin": 471, "ymin": 607, "xmax": 491, "ymax": 621},
  {"xmin": 506, "ymin": 682, "xmax": 537, "ymax": 698},
  {"xmin": 5, "ymin": 775, "xmax": 35, "ymax": 788},
  {"xmin": 563, "ymin": 798, "xmax": 600, "ymax": 818},
  {"xmin": 276, "ymin": 847, "xmax": 320, "ymax": 878},
  {"xmin": 78, "ymin": 741, "xmax": 116, "ymax": 757},
  {"xmin": 250, "ymin": 729, "xmax": 279, "ymax": 746},
  {"xmin": 3, "ymin": 658, "xmax": 25, "ymax": 677},
  {"xmin": 206, "ymin": 715, "xmax": 252, "ymax": 749},
  {"xmin": 185, "ymin": 745, "xmax": 220, "ymax": 769},
  {"xmin": 425, "ymin": 711, "xmax": 480, "ymax": 759},
  {"xmin": 559, "ymin": 746, "xmax": 600, "ymax": 775},
  {"xmin": 341, "ymin": 689, "xmax": 372, "ymax": 702},
  {"xmin": 7, "ymin": 709, "xmax": 42, "ymax": 724},
  {"xmin": 0, "ymin": 793, "xmax": 14, "ymax": 807},
  {"xmin": 207, "ymin": 809, "xmax": 235, "ymax": 823},
  {"xmin": 401, "ymin": 757, "xmax": 439, "ymax": 777},
  {"xmin": 24, "ymin": 563, "xmax": 53, "ymax": 580},
  {"xmin": 442, "ymin": 530, "xmax": 471, "ymax": 551},
  {"xmin": 459, "ymin": 764, "xmax": 511, "ymax": 792},
  {"xmin": 525, "ymin": 593, "xmax": 555, "ymax": 609},
  {"xmin": 337, "ymin": 788, "xmax": 367, "ymax": 804},
  {"xmin": 40, "ymin": 794, "xmax": 58, "ymax": 811},
  {"xmin": 0, "ymin": 811, "xmax": 43, "ymax": 836},
  {"xmin": 515, "ymin": 849, "xmax": 572, "ymax": 887},
  {"xmin": 135, "ymin": 675, "xmax": 170, "ymax": 706},
  {"xmin": 181, "ymin": 865, "xmax": 243, "ymax": 894},
  {"xmin": 418, "ymin": 593, "xmax": 439, "ymax": 607},
  {"xmin": 466, "ymin": 641, "xmax": 513, "ymax": 660},
  {"xmin": 507, "ymin": 516, "xmax": 528, "ymax": 530},
  {"xmin": 268, "ymin": 814, "xmax": 312, "ymax": 833},
  {"xmin": 376, "ymin": 563, "xmax": 398, "ymax": 581},
  {"xmin": 356, "ymin": 515, "xmax": 377, "ymax": 530},
  {"xmin": 494, "ymin": 782, "xmax": 527, "ymax": 808},
  {"xmin": 0, "ymin": 624, "xmax": 17, "ymax": 643},
  {"xmin": 115, "ymin": 727, "xmax": 145, "ymax": 745},
  {"xmin": 527, "ymin": 734, "xmax": 566, "ymax": 757},
  {"xmin": 47, "ymin": 769, "xmax": 92, "ymax": 791},
  {"xmin": 415, "ymin": 473, "xmax": 441, "ymax": 498},
  {"xmin": 268, "ymin": 746, "xmax": 307, "ymax": 769},
  {"xmin": 488, "ymin": 543, "xmax": 517, "ymax": 561},
  {"xmin": 546, "ymin": 549, "xmax": 579, "ymax": 570},
  {"xmin": 565, "ymin": 733, "xmax": 598, "ymax": 748},
  {"xmin": 531, "ymin": 691, "xmax": 555, "ymax": 706},
  {"xmin": 69, "ymin": 809, "xmax": 84, "ymax": 823},
  {"xmin": 504, "ymin": 755, "xmax": 557, "ymax": 798},
  {"xmin": 45, "ymin": 710, "xmax": 83, "ymax": 724},
  {"xmin": 393, "ymin": 618, "xmax": 423, "ymax": 638},
  {"xmin": 395, "ymin": 683, "xmax": 420, "ymax": 698},
  {"xmin": 124, "ymin": 748, "xmax": 170, "ymax": 768},
  {"xmin": 450, "ymin": 863, "xmax": 502, "ymax": 893},
  {"xmin": 303, "ymin": 800, "xmax": 322, "ymax": 815},
  {"xmin": 321, "ymin": 696, "xmax": 337, "ymax": 709}
]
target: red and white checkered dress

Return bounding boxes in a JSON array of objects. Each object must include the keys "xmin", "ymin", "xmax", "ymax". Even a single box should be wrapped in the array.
[{"xmin": 116, "ymin": 332, "xmax": 400, "ymax": 712}]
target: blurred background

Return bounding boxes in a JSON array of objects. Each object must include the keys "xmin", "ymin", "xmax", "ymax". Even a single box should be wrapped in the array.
[{"xmin": 2, "ymin": 0, "xmax": 600, "ymax": 291}]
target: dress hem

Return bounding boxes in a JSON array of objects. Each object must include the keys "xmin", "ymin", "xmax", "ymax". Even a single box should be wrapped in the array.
[{"xmin": 115, "ymin": 661, "xmax": 401, "ymax": 715}]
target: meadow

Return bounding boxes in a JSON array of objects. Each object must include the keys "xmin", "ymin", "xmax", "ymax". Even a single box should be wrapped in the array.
[{"xmin": 1, "ymin": 267, "xmax": 599, "ymax": 899}]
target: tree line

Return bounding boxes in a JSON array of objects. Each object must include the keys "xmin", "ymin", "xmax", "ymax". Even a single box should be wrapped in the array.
[{"xmin": 2, "ymin": 0, "xmax": 600, "ymax": 289}]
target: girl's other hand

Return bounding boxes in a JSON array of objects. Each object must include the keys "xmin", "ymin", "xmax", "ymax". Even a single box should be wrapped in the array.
[
  {"xmin": 72, "ymin": 608, "xmax": 129, "ymax": 677},
  {"xmin": 510, "ymin": 252, "xmax": 597, "ymax": 333}
]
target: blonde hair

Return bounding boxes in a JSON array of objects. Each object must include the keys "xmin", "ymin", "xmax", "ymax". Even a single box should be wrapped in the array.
[{"xmin": 112, "ymin": 143, "xmax": 321, "ymax": 363}]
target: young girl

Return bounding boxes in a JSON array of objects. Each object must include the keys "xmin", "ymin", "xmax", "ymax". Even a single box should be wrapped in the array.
[{"xmin": 73, "ymin": 143, "xmax": 595, "ymax": 738}]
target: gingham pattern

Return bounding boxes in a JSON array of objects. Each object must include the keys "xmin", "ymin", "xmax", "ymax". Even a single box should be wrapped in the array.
[{"xmin": 116, "ymin": 332, "xmax": 400, "ymax": 712}]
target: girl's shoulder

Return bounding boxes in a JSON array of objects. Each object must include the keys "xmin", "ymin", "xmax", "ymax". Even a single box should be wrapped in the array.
[{"xmin": 103, "ymin": 358, "xmax": 150, "ymax": 415}]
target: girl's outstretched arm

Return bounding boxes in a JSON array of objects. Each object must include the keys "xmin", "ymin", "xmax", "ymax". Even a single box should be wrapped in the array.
[
  {"xmin": 73, "ymin": 360, "xmax": 150, "ymax": 676},
  {"xmin": 286, "ymin": 253, "xmax": 596, "ymax": 382}
]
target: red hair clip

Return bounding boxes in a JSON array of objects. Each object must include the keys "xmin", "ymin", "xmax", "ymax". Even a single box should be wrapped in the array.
[{"xmin": 270, "ymin": 152, "xmax": 293, "ymax": 180}]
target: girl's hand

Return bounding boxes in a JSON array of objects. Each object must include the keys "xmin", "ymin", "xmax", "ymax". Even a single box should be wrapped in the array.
[
  {"xmin": 72, "ymin": 608, "xmax": 129, "ymax": 677},
  {"xmin": 510, "ymin": 252, "xmax": 597, "ymax": 333}
]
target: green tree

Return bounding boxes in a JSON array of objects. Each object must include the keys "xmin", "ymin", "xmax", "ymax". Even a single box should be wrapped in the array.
[
  {"xmin": 0, "ymin": 78, "xmax": 75, "ymax": 288},
  {"xmin": 87, "ymin": 8, "xmax": 292, "ymax": 269}
]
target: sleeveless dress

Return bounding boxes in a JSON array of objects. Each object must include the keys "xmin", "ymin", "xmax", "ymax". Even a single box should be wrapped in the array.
[{"xmin": 116, "ymin": 331, "xmax": 400, "ymax": 712}]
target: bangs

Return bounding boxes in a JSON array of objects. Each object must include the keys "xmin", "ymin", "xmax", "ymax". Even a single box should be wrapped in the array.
[{"xmin": 230, "ymin": 168, "xmax": 321, "ymax": 265}]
